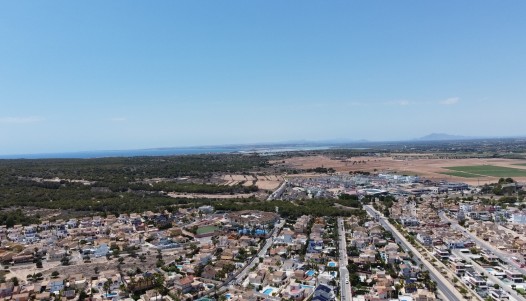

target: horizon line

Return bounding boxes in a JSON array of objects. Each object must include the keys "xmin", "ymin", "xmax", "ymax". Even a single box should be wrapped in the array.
[{"xmin": 1, "ymin": 135, "xmax": 525, "ymax": 159}]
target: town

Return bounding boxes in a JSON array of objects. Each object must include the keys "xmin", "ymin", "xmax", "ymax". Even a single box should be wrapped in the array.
[
  {"xmin": 3, "ymin": 0, "xmax": 526, "ymax": 300},
  {"xmin": 1, "ymin": 166, "xmax": 526, "ymax": 301}
]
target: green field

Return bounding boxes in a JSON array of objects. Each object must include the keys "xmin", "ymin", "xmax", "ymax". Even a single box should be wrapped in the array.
[
  {"xmin": 443, "ymin": 165, "xmax": 526, "ymax": 178},
  {"xmin": 196, "ymin": 225, "xmax": 218, "ymax": 235},
  {"xmin": 440, "ymin": 171, "xmax": 482, "ymax": 178}
]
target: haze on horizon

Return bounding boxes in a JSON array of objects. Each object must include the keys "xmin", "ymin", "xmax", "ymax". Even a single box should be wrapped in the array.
[{"xmin": 1, "ymin": 1, "xmax": 525, "ymax": 156}]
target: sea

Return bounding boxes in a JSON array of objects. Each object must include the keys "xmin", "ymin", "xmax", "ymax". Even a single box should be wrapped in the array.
[{"xmin": 0, "ymin": 145, "xmax": 335, "ymax": 159}]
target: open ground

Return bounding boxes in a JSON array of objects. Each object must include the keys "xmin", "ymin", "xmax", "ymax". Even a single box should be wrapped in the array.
[
  {"xmin": 273, "ymin": 155, "xmax": 526, "ymax": 185},
  {"xmin": 219, "ymin": 174, "xmax": 284, "ymax": 191}
]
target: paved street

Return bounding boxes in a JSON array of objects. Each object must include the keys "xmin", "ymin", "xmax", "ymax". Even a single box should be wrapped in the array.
[
  {"xmin": 338, "ymin": 217, "xmax": 352, "ymax": 301},
  {"xmin": 206, "ymin": 219, "xmax": 285, "ymax": 297},
  {"xmin": 365, "ymin": 206, "xmax": 464, "ymax": 301},
  {"xmin": 453, "ymin": 250, "xmax": 526, "ymax": 301},
  {"xmin": 440, "ymin": 212, "xmax": 526, "ymax": 275},
  {"xmin": 228, "ymin": 219, "xmax": 286, "ymax": 285}
]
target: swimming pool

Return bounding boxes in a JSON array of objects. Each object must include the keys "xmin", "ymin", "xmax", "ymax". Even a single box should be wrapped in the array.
[
  {"xmin": 301, "ymin": 284, "xmax": 315, "ymax": 289},
  {"xmin": 262, "ymin": 287, "xmax": 278, "ymax": 295},
  {"xmin": 328, "ymin": 261, "xmax": 337, "ymax": 267},
  {"xmin": 306, "ymin": 270, "xmax": 315, "ymax": 277}
]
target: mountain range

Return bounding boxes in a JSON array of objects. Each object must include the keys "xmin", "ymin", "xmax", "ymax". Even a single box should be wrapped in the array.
[{"xmin": 415, "ymin": 133, "xmax": 474, "ymax": 141}]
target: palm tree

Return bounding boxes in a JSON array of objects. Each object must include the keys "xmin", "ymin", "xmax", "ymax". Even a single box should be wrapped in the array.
[{"xmin": 103, "ymin": 280, "xmax": 111, "ymax": 299}]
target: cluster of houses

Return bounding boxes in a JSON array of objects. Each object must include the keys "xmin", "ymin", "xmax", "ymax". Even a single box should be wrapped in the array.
[
  {"xmin": 445, "ymin": 201, "xmax": 526, "ymax": 262},
  {"xmin": 0, "ymin": 207, "xmax": 289, "ymax": 301},
  {"xmin": 225, "ymin": 215, "xmax": 339, "ymax": 301},
  {"xmin": 0, "ymin": 205, "xmax": 388, "ymax": 301},
  {"xmin": 1, "ymin": 173, "xmax": 523, "ymax": 301},
  {"xmin": 386, "ymin": 191, "xmax": 526, "ymax": 300},
  {"xmin": 280, "ymin": 173, "xmax": 475, "ymax": 201},
  {"xmin": 345, "ymin": 215, "xmax": 438, "ymax": 301}
]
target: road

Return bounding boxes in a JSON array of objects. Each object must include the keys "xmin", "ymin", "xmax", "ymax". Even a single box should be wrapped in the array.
[
  {"xmin": 453, "ymin": 250, "xmax": 526, "ymax": 301},
  {"xmin": 439, "ymin": 212, "xmax": 526, "ymax": 274},
  {"xmin": 337, "ymin": 217, "xmax": 352, "ymax": 301},
  {"xmin": 228, "ymin": 219, "xmax": 286, "ymax": 285},
  {"xmin": 203, "ymin": 219, "xmax": 285, "ymax": 297},
  {"xmin": 267, "ymin": 180, "xmax": 288, "ymax": 201},
  {"xmin": 365, "ymin": 206, "xmax": 464, "ymax": 301}
]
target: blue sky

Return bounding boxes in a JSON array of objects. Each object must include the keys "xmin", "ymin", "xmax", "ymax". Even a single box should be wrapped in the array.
[{"xmin": 1, "ymin": 1, "xmax": 525, "ymax": 155}]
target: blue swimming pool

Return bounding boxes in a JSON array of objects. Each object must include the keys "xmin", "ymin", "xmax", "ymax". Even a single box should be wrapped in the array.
[
  {"xmin": 263, "ymin": 288, "xmax": 273, "ymax": 295},
  {"xmin": 301, "ymin": 284, "xmax": 315, "ymax": 289},
  {"xmin": 306, "ymin": 270, "xmax": 315, "ymax": 277},
  {"xmin": 328, "ymin": 261, "xmax": 337, "ymax": 267},
  {"xmin": 238, "ymin": 228, "xmax": 268, "ymax": 235}
]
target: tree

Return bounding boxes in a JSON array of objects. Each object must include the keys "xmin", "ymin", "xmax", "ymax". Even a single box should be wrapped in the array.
[
  {"xmin": 103, "ymin": 280, "xmax": 111, "ymax": 296},
  {"xmin": 459, "ymin": 287, "xmax": 468, "ymax": 295},
  {"xmin": 61, "ymin": 256, "xmax": 70, "ymax": 266},
  {"xmin": 394, "ymin": 283, "xmax": 402, "ymax": 295},
  {"xmin": 51, "ymin": 271, "xmax": 59, "ymax": 278},
  {"xmin": 78, "ymin": 291, "xmax": 88, "ymax": 301}
]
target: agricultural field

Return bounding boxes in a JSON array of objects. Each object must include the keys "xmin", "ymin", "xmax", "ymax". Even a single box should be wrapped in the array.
[
  {"xmin": 196, "ymin": 225, "xmax": 218, "ymax": 236},
  {"xmin": 440, "ymin": 171, "xmax": 483, "ymax": 178},
  {"xmin": 443, "ymin": 165, "xmax": 526, "ymax": 178}
]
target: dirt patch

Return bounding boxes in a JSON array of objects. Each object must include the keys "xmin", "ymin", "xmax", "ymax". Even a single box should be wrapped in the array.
[
  {"xmin": 167, "ymin": 192, "xmax": 256, "ymax": 199},
  {"xmin": 220, "ymin": 174, "xmax": 283, "ymax": 191},
  {"xmin": 254, "ymin": 175, "xmax": 284, "ymax": 191}
]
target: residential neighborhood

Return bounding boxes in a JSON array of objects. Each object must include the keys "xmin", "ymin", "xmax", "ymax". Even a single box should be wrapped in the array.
[{"xmin": 0, "ymin": 171, "xmax": 525, "ymax": 301}]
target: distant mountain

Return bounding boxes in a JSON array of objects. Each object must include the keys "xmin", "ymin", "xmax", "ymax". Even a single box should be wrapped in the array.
[{"xmin": 416, "ymin": 133, "xmax": 472, "ymax": 141}]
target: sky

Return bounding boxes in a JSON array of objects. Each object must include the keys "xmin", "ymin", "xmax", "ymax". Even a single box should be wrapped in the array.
[{"xmin": 1, "ymin": 1, "xmax": 526, "ymax": 155}]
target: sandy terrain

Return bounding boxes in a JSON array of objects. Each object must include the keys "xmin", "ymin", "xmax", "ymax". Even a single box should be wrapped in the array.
[
  {"xmin": 167, "ymin": 192, "xmax": 256, "ymax": 199},
  {"xmin": 275, "ymin": 155, "xmax": 526, "ymax": 185},
  {"xmin": 220, "ymin": 174, "xmax": 284, "ymax": 191},
  {"xmin": 254, "ymin": 175, "xmax": 284, "ymax": 191},
  {"xmin": 220, "ymin": 175, "xmax": 257, "ymax": 186},
  {"xmin": 221, "ymin": 175, "xmax": 253, "ymax": 181}
]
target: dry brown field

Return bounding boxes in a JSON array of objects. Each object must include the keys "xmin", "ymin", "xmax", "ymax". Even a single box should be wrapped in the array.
[
  {"xmin": 220, "ymin": 174, "xmax": 283, "ymax": 191},
  {"xmin": 273, "ymin": 155, "xmax": 526, "ymax": 185},
  {"xmin": 167, "ymin": 192, "xmax": 256, "ymax": 199}
]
